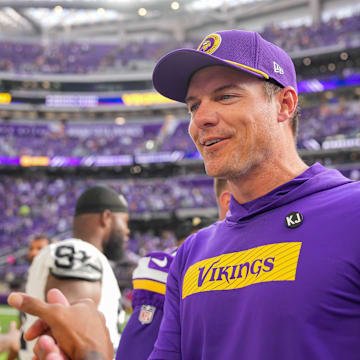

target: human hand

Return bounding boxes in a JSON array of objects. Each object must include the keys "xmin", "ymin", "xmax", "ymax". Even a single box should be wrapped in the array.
[
  {"xmin": 33, "ymin": 334, "xmax": 68, "ymax": 360},
  {"xmin": 8, "ymin": 289, "xmax": 113, "ymax": 360},
  {"xmin": 31, "ymin": 289, "xmax": 69, "ymax": 360},
  {"xmin": 6, "ymin": 321, "xmax": 20, "ymax": 353},
  {"xmin": 0, "ymin": 320, "xmax": 20, "ymax": 355}
]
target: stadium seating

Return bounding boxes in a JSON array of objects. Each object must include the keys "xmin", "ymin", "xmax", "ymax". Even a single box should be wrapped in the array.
[
  {"xmin": 0, "ymin": 101, "xmax": 359, "ymax": 158},
  {"xmin": 262, "ymin": 15, "xmax": 360, "ymax": 52},
  {"xmin": 0, "ymin": 175, "xmax": 214, "ymax": 253},
  {"xmin": 0, "ymin": 13, "xmax": 359, "ymax": 74}
]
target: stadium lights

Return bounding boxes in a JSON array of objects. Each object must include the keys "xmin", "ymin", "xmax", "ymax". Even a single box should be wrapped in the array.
[
  {"xmin": 303, "ymin": 57, "xmax": 311, "ymax": 66},
  {"xmin": 138, "ymin": 8, "xmax": 147, "ymax": 16},
  {"xmin": 54, "ymin": 5, "xmax": 63, "ymax": 14},
  {"xmin": 171, "ymin": 2, "xmax": 180, "ymax": 10},
  {"xmin": 340, "ymin": 52, "xmax": 349, "ymax": 61},
  {"xmin": 146, "ymin": 140, "xmax": 155, "ymax": 150},
  {"xmin": 115, "ymin": 117, "xmax": 126, "ymax": 125},
  {"xmin": 328, "ymin": 63, "xmax": 336, "ymax": 72},
  {"xmin": 130, "ymin": 165, "xmax": 142, "ymax": 174},
  {"xmin": 97, "ymin": 8, "xmax": 105, "ymax": 14}
]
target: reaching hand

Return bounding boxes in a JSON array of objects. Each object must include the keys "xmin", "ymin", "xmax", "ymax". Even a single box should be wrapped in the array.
[
  {"xmin": 7, "ymin": 320, "xmax": 21, "ymax": 353},
  {"xmin": 30, "ymin": 289, "xmax": 69, "ymax": 360},
  {"xmin": 8, "ymin": 289, "xmax": 113, "ymax": 360},
  {"xmin": 0, "ymin": 320, "xmax": 20, "ymax": 355},
  {"xmin": 33, "ymin": 335, "xmax": 68, "ymax": 360}
]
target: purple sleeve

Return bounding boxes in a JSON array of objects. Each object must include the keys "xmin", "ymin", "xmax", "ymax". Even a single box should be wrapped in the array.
[
  {"xmin": 116, "ymin": 304, "xmax": 164, "ymax": 360},
  {"xmin": 148, "ymin": 244, "xmax": 185, "ymax": 359},
  {"xmin": 117, "ymin": 251, "xmax": 173, "ymax": 360}
]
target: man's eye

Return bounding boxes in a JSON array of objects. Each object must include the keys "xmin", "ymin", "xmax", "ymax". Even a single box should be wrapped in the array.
[
  {"xmin": 189, "ymin": 104, "xmax": 199, "ymax": 112},
  {"xmin": 220, "ymin": 94, "xmax": 232, "ymax": 100}
]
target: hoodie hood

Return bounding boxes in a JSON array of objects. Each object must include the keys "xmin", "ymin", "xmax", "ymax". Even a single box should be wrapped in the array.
[{"xmin": 227, "ymin": 163, "xmax": 353, "ymax": 223}]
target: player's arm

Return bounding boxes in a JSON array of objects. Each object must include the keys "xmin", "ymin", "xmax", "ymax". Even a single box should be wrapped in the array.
[
  {"xmin": 117, "ymin": 252, "xmax": 173, "ymax": 360},
  {"xmin": 45, "ymin": 275, "xmax": 101, "ymax": 305},
  {"xmin": 148, "ymin": 246, "xmax": 187, "ymax": 359},
  {"xmin": 117, "ymin": 301, "xmax": 164, "ymax": 360},
  {"xmin": 46, "ymin": 242, "xmax": 103, "ymax": 305}
]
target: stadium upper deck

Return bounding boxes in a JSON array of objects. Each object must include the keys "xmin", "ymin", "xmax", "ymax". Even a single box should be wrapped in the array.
[{"xmin": 0, "ymin": 13, "xmax": 359, "ymax": 75}]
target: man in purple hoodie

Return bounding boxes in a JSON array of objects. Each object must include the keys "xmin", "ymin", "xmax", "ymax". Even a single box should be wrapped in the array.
[
  {"xmin": 148, "ymin": 29, "xmax": 360, "ymax": 359},
  {"xmin": 8, "ymin": 30, "xmax": 360, "ymax": 360}
]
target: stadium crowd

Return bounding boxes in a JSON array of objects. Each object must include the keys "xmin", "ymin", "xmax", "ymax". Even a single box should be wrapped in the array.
[
  {"xmin": 0, "ymin": 175, "xmax": 213, "ymax": 254},
  {"xmin": 0, "ymin": 101, "xmax": 359, "ymax": 158},
  {"xmin": 0, "ymin": 13, "xmax": 359, "ymax": 74}
]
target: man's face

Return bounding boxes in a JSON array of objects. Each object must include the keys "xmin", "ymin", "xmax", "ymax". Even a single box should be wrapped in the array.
[
  {"xmin": 103, "ymin": 212, "xmax": 130, "ymax": 261},
  {"xmin": 28, "ymin": 238, "xmax": 49, "ymax": 263},
  {"xmin": 187, "ymin": 66, "xmax": 280, "ymax": 180}
]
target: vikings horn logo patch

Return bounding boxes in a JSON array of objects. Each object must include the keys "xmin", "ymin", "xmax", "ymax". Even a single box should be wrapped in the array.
[{"xmin": 197, "ymin": 33, "xmax": 222, "ymax": 54}]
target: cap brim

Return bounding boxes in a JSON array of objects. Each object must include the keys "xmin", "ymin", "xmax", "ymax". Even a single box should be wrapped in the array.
[{"xmin": 152, "ymin": 48, "xmax": 264, "ymax": 103}]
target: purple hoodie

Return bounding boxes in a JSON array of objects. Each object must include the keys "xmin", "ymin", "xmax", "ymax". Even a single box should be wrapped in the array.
[{"xmin": 150, "ymin": 164, "xmax": 360, "ymax": 359}]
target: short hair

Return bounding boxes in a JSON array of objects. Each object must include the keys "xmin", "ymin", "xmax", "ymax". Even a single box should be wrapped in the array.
[
  {"xmin": 75, "ymin": 185, "xmax": 128, "ymax": 216},
  {"xmin": 32, "ymin": 234, "xmax": 50, "ymax": 242},
  {"xmin": 30, "ymin": 234, "xmax": 51, "ymax": 244},
  {"xmin": 263, "ymin": 80, "xmax": 300, "ymax": 140}
]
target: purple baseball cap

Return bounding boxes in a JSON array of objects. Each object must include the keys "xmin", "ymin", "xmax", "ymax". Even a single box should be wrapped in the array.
[{"xmin": 152, "ymin": 29, "xmax": 297, "ymax": 103}]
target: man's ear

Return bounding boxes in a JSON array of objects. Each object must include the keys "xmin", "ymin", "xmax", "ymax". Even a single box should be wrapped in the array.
[
  {"xmin": 219, "ymin": 190, "xmax": 231, "ymax": 215},
  {"xmin": 278, "ymin": 87, "xmax": 297, "ymax": 124},
  {"xmin": 100, "ymin": 210, "xmax": 112, "ymax": 228}
]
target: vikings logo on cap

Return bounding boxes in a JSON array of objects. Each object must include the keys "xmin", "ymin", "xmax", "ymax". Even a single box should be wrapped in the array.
[{"xmin": 197, "ymin": 33, "xmax": 222, "ymax": 55}]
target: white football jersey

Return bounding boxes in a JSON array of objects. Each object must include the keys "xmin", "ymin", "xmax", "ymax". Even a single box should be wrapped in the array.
[{"xmin": 19, "ymin": 238, "xmax": 121, "ymax": 360}]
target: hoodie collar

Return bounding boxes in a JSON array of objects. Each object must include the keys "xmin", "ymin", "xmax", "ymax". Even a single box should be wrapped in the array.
[{"xmin": 227, "ymin": 163, "xmax": 352, "ymax": 223}]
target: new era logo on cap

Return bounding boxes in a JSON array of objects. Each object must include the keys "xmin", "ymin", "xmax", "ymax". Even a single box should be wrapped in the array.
[{"xmin": 273, "ymin": 61, "xmax": 284, "ymax": 75}]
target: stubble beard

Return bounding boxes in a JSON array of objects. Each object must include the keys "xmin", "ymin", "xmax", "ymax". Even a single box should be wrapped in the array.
[{"xmin": 205, "ymin": 146, "xmax": 271, "ymax": 182}]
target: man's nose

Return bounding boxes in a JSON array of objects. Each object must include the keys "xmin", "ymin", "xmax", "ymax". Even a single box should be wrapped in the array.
[{"xmin": 192, "ymin": 102, "xmax": 219, "ymax": 129}]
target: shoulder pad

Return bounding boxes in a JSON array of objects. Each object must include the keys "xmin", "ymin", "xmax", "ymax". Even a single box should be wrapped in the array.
[
  {"xmin": 132, "ymin": 252, "xmax": 174, "ymax": 295},
  {"xmin": 50, "ymin": 240, "xmax": 103, "ymax": 282}
]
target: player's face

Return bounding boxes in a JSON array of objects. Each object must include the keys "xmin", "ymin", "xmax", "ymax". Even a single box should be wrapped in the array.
[
  {"xmin": 28, "ymin": 238, "xmax": 49, "ymax": 263},
  {"xmin": 187, "ymin": 66, "xmax": 280, "ymax": 180},
  {"xmin": 104, "ymin": 212, "xmax": 130, "ymax": 261}
]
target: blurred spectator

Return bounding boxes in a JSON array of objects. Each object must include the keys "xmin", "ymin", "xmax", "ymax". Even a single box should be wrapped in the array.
[
  {"xmin": 27, "ymin": 235, "xmax": 51, "ymax": 264},
  {"xmin": 0, "ymin": 234, "xmax": 50, "ymax": 360}
]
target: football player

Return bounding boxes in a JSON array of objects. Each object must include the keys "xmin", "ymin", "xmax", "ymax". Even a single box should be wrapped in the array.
[{"xmin": 19, "ymin": 185, "xmax": 129, "ymax": 360}]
